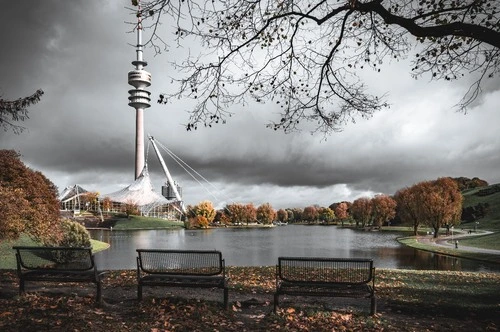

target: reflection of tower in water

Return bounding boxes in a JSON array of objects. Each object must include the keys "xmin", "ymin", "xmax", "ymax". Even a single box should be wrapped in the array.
[{"xmin": 128, "ymin": 1, "xmax": 151, "ymax": 180}]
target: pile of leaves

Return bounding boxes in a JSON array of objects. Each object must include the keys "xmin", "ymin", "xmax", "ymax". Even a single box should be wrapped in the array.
[{"xmin": 0, "ymin": 268, "xmax": 499, "ymax": 331}]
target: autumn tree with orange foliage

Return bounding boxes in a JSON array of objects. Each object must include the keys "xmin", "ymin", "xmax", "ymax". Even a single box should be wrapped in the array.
[
  {"xmin": 351, "ymin": 197, "xmax": 373, "ymax": 228},
  {"xmin": 243, "ymin": 203, "xmax": 257, "ymax": 225},
  {"xmin": 276, "ymin": 209, "xmax": 288, "ymax": 224},
  {"xmin": 0, "ymin": 186, "xmax": 31, "ymax": 240},
  {"xmin": 371, "ymin": 194, "xmax": 397, "ymax": 227},
  {"xmin": 396, "ymin": 177, "xmax": 462, "ymax": 237},
  {"xmin": 318, "ymin": 207, "xmax": 335, "ymax": 224},
  {"xmin": 256, "ymin": 203, "xmax": 275, "ymax": 225},
  {"xmin": 186, "ymin": 200, "xmax": 216, "ymax": 228},
  {"xmin": 225, "ymin": 203, "xmax": 247, "ymax": 225},
  {"xmin": 102, "ymin": 197, "xmax": 112, "ymax": 212},
  {"xmin": 80, "ymin": 192, "xmax": 100, "ymax": 211},
  {"xmin": 419, "ymin": 177, "xmax": 463, "ymax": 238},
  {"xmin": 123, "ymin": 200, "xmax": 140, "ymax": 217},
  {"xmin": 334, "ymin": 202, "xmax": 350, "ymax": 226},
  {"xmin": 0, "ymin": 150, "xmax": 61, "ymax": 242},
  {"xmin": 394, "ymin": 185, "xmax": 423, "ymax": 235},
  {"xmin": 302, "ymin": 206, "xmax": 319, "ymax": 223}
]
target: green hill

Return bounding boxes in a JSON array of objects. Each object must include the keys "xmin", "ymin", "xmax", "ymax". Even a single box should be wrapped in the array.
[{"xmin": 461, "ymin": 183, "xmax": 500, "ymax": 231}]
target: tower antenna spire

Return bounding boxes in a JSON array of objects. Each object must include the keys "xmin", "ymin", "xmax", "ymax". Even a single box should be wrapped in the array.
[{"xmin": 128, "ymin": 0, "xmax": 151, "ymax": 179}]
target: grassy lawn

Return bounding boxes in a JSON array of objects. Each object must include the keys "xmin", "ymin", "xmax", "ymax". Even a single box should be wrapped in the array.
[
  {"xmin": 111, "ymin": 215, "xmax": 184, "ymax": 230},
  {"xmin": 461, "ymin": 184, "xmax": 500, "ymax": 231},
  {"xmin": 457, "ymin": 231, "xmax": 500, "ymax": 250},
  {"xmin": 0, "ymin": 235, "xmax": 109, "ymax": 270}
]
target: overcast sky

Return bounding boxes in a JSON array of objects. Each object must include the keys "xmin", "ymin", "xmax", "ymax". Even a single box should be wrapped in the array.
[{"xmin": 1, "ymin": 0, "xmax": 499, "ymax": 210}]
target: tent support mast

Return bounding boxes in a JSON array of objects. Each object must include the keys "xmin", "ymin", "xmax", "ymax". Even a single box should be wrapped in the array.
[{"xmin": 148, "ymin": 135, "xmax": 186, "ymax": 213}]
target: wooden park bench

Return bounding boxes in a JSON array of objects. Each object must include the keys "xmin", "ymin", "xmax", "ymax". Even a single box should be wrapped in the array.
[
  {"xmin": 136, "ymin": 249, "xmax": 229, "ymax": 309},
  {"xmin": 274, "ymin": 257, "xmax": 376, "ymax": 315},
  {"xmin": 13, "ymin": 246, "xmax": 105, "ymax": 304}
]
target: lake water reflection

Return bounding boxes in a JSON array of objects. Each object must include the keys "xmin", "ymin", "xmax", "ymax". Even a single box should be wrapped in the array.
[{"xmin": 90, "ymin": 225, "xmax": 500, "ymax": 272}]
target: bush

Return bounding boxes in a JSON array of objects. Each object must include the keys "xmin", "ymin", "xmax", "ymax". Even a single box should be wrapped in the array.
[
  {"xmin": 55, "ymin": 219, "xmax": 91, "ymax": 248},
  {"xmin": 186, "ymin": 215, "xmax": 209, "ymax": 229}
]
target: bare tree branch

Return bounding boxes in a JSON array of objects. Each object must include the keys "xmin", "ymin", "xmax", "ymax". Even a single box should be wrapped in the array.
[
  {"xmin": 0, "ymin": 89, "xmax": 44, "ymax": 134},
  {"xmin": 132, "ymin": 0, "xmax": 500, "ymax": 134}
]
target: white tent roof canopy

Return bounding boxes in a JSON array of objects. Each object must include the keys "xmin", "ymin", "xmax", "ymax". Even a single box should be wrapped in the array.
[
  {"xmin": 102, "ymin": 166, "xmax": 174, "ymax": 207},
  {"xmin": 59, "ymin": 184, "xmax": 89, "ymax": 203}
]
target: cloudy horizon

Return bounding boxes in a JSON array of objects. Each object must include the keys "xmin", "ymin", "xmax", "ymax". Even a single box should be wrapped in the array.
[{"xmin": 1, "ymin": 0, "xmax": 499, "ymax": 210}]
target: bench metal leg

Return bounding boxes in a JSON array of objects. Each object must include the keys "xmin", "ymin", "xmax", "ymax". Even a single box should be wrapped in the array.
[
  {"xmin": 96, "ymin": 282, "xmax": 103, "ymax": 305},
  {"xmin": 370, "ymin": 296, "xmax": 377, "ymax": 315},
  {"xmin": 19, "ymin": 279, "xmax": 25, "ymax": 296},
  {"xmin": 137, "ymin": 284, "xmax": 143, "ymax": 301},
  {"xmin": 273, "ymin": 293, "xmax": 279, "ymax": 313},
  {"xmin": 223, "ymin": 287, "xmax": 229, "ymax": 310}
]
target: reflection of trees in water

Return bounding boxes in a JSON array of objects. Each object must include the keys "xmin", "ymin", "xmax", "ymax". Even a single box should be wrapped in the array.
[
  {"xmin": 388, "ymin": 247, "xmax": 464, "ymax": 271},
  {"xmin": 399, "ymin": 249, "xmax": 476, "ymax": 271}
]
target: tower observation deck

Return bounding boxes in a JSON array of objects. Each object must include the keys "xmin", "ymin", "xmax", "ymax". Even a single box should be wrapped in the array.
[{"xmin": 128, "ymin": 2, "xmax": 151, "ymax": 180}]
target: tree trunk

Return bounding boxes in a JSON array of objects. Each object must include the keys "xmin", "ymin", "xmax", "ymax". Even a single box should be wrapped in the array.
[{"xmin": 433, "ymin": 227, "xmax": 439, "ymax": 238}]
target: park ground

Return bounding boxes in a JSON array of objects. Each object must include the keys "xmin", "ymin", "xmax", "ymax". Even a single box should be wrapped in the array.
[
  {"xmin": 1, "ymin": 222, "xmax": 499, "ymax": 331},
  {"xmin": 0, "ymin": 266, "xmax": 499, "ymax": 331}
]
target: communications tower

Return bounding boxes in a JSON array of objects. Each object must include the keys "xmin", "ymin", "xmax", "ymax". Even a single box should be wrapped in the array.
[{"xmin": 128, "ymin": 1, "xmax": 151, "ymax": 179}]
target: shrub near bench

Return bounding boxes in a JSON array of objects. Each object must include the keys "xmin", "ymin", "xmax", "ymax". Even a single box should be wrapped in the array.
[
  {"xmin": 274, "ymin": 257, "xmax": 376, "ymax": 315},
  {"xmin": 136, "ymin": 249, "xmax": 229, "ymax": 309},
  {"xmin": 13, "ymin": 246, "xmax": 105, "ymax": 304}
]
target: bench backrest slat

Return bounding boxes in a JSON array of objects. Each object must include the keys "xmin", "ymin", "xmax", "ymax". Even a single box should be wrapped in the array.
[
  {"xmin": 137, "ymin": 249, "xmax": 224, "ymax": 276},
  {"xmin": 13, "ymin": 246, "xmax": 95, "ymax": 271},
  {"xmin": 278, "ymin": 257, "xmax": 373, "ymax": 284}
]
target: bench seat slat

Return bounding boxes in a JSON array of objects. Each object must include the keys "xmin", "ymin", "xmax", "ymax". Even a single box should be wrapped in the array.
[
  {"xmin": 12, "ymin": 246, "xmax": 104, "ymax": 304},
  {"xmin": 274, "ymin": 257, "xmax": 376, "ymax": 315},
  {"xmin": 136, "ymin": 249, "xmax": 229, "ymax": 309},
  {"xmin": 277, "ymin": 283, "xmax": 373, "ymax": 297},
  {"xmin": 21, "ymin": 270, "xmax": 99, "ymax": 282}
]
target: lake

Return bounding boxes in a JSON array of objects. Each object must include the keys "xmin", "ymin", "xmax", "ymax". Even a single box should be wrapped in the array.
[{"xmin": 89, "ymin": 225, "xmax": 500, "ymax": 272}]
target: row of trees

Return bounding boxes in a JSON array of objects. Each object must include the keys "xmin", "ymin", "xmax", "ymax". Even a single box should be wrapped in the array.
[
  {"xmin": 346, "ymin": 177, "xmax": 463, "ymax": 238},
  {"xmin": 186, "ymin": 201, "xmax": 276, "ymax": 228},
  {"xmin": 187, "ymin": 177, "xmax": 465, "ymax": 238},
  {"xmin": 187, "ymin": 200, "xmax": 348, "ymax": 228}
]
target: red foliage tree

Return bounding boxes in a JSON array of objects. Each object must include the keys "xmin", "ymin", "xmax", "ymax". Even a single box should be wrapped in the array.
[
  {"xmin": 371, "ymin": 194, "xmax": 397, "ymax": 227},
  {"xmin": 351, "ymin": 197, "xmax": 373, "ymax": 228},
  {"xmin": 302, "ymin": 206, "xmax": 319, "ymax": 223},
  {"xmin": 396, "ymin": 177, "xmax": 463, "ymax": 237},
  {"xmin": 256, "ymin": 203, "xmax": 275, "ymax": 224},
  {"xmin": 244, "ymin": 203, "xmax": 257, "ymax": 225},
  {"xmin": 419, "ymin": 177, "xmax": 463, "ymax": 238},
  {"xmin": 225, "ymin": 203, "xmax": 246, "ymax": 225},
  {"xmin": 334, "ymin": 202, "xmax": 350, "ymax": 226},
  {"xmin": 276, "ymin": 209, "xmax": 288, "ymax": 223},
  {"xmin": 0, "ymin": 150, "xmax": 61, "ymax": 242},
  {"xmin": 394, "ymin": 186, "xmax": 422, "ymax": 235}
]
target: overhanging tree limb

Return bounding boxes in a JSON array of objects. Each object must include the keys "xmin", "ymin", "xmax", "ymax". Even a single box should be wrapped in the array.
[
  {"xmin": 135, "ymin": 0, "xmax": 499, "ymax": 134},
  {"xmin": 359, "ymin": 1, "xmax": 500, "ymax": 48},
  {"xmin": 0, "ymin": 89, "xmax": 44, "ymax": 134}
]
